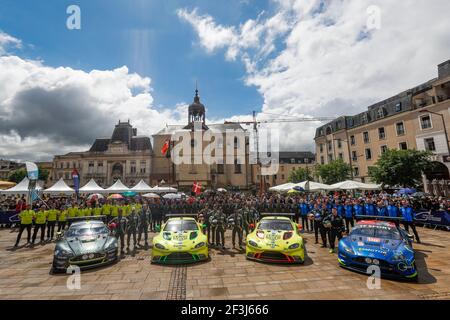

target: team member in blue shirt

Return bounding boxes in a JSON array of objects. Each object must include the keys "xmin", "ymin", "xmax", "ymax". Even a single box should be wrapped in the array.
[
  {"xmin": 299, "ymin": 200, "xmax": 311, "ymax": 232},
  {"xmin": 400, "ymin": 200, "xmax": 421, "ymax": 243},
  {"xmin": 344, "ymin": 199, "xmax": 354, "ymax": 233},
  {"xmin": 364, "ymin": 199, "xmax": 376, "ymax": 216},
  {"xmin": 387, "ymin": 199, "xmax": 401, "ymax": 227},
  {"xmin": 376, "ymin": 201, "xmax": 388, "ymax": 217},
  {"xmin": 353, "ymin": 199, "xmax": 365, "ymax": 220}
]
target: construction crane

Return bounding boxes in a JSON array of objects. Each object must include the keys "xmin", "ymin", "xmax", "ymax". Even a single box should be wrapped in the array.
[{"xmin": 224, "ymin": 111, "xmax": 336, "ymax": 196}]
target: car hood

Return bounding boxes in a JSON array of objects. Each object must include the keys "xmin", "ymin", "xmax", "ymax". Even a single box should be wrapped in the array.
[
  {"xmin": 154, "ymin": 230, "xmax": 205, "ymax": 250},
  {"xmin": 248, "ymin": 229, "xmax": 301, "ymax": 250},
  {"xmin": 64, "ymin": 234, "xmax": 109, "ymax": 255},
  {"xmin": 346, "ymin": 235, "xmax": 404, "ymax": 259}
]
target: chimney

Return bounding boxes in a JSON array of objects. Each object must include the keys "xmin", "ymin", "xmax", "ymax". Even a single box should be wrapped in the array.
[{"xmin": 438, "ymin": 60, "xmax": 450, "ymax": 79}]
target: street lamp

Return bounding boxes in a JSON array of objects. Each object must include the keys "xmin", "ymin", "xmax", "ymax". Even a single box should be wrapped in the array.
[{"xmin": 419, "ymin": 110, "xmax": 450, "ymax": 154}]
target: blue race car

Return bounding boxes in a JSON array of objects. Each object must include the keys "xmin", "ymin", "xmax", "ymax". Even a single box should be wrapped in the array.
[{"xmin": 338, "ymin": 220, "xmax": 417, "ymax": 281}]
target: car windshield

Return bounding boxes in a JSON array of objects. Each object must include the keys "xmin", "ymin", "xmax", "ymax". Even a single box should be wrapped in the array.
[
  {"xmin": 259, "ymin": 219, "xmax": 293, "ymax": 231},
  {"xmin": 350, "ymin": 225, "xmax": 402, "ymax": 240},
  {"xmin": 164, "ymin": 220, "xmax": 198, "ymax": 232},
  {"xmin": 66, "ymin": 225, "xmax": 108, "ymax": 237}
]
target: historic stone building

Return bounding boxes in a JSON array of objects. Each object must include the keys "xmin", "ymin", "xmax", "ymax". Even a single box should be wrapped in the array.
[
  {"xmin": 52, "ymin": 121, "xmax": 152, "ymax": 188},
  {"xmin": 152, "ymin": 89, "xmax": 253, "ymax": 190},
  {"xmin": 314, "ymin": 60, "xmax": 450, "ymax": 195}
]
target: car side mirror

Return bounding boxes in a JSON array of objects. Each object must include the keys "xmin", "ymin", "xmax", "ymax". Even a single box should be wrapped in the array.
[{"xmin": 407, "ymin": 234, "xmax": 414, "ymax": 241}]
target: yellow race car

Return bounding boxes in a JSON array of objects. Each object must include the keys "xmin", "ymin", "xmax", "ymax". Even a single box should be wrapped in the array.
[
  {"xmin": 246, "ymin": 214, "xmax": 305, "ymax": 264},
  {"xmin": 151, "ymin": 215, "xmax": 208, "ymax": 264}
]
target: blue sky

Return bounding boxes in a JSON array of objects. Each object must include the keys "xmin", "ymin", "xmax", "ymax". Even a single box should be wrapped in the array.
[
  {"xmin": 1, "ymin": 0, "xmax": 449, "ymax": 161},
  {"xmin": 0, "ymin": 0, "xmax": 269, "ymax": 118}
]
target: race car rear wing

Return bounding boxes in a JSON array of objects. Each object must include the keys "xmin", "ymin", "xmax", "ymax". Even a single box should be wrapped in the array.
[
  {"xmin": 355, "ymin": 215, "xmax": 404, "ymax": 222},
  {"xmin": 260, "ymin": 212, "xmax": 296, "ymax": 220},
  {"xmin": 67, "ymin": 215, "xmax": 107, "ymax": 223}
]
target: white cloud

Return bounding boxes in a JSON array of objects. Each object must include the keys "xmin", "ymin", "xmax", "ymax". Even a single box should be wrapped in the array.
[
  {"xmin": 0, "ymin": 31, "xmax": 22, "ymax": 55},
  {"xmin": 178, "ymin": 0, "xmax": 450, "ymax": 151},
  {"xmin": 0, "ymin": 54, "xmax": 186, "ymax": 161}
]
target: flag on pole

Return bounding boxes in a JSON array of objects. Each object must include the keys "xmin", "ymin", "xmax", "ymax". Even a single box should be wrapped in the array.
[
  {"xmin": 25, "ymin": 162, "xmax": 39, "ymax": 180},
  {"xmin": 192, "ymin": 181, "xmax": 202, "ymax": 196},
  {"xmin": 72, "ymin": 169, "xmax": 80, "ymax": 196},
  {"xmin": 161, "ymin": 139, "xmax": 170, "ymax": 156}
]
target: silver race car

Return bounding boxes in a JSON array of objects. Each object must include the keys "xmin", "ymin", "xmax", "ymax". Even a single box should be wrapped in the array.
[{"xmin": 52, "ymin": 219, "xmax": 118, "ymax": 273}]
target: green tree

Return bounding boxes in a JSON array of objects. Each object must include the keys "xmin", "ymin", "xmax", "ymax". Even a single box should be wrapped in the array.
[
  {"xmin": 288, "ymin": 167, "xmax": 313, "ymax": 183},
  {"xmin": 8, "ymin": 167, "xmax": 50, "ymax": 183},
  {"xmin": 368, "ymin": 149, "xmax": 434, "ymax": 187},
  {"xmin": 315, "ymin": 159, "xmax": 351, "ymax": 185}
]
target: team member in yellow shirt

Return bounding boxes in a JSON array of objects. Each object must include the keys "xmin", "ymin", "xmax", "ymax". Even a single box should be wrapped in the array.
[
  {"xmin": 32, "ymin": 206, "xmax": 47, "ymax": 245},
  {"xmin": 14, "ymin": 205, "xmax": 34, "ymax": 247},
  {"xmin": 93, "ymin": 205, "xmax": 102, "ymax": 217},
  {"xmin": 102, "ymin": 202, "xmax": 112, "ymax": 222},
  {"xmin": 46, "ymin": 206, "xmax": 58, "ymax": 240},
  {"xmin": 111, "ymin": 203, "xmax": 119, "ymax": 219},
  {"xmin": 57, "ymin": 207, "xmax": 68, "ymax": 232},
  {"xmin": 68, "ymin": 204, "xmax": 78, "ymax": 226}
]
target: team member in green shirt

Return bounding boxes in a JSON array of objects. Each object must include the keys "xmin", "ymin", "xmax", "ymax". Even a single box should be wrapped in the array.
[
  {"xmin": 31, "ymin": 206, "xmax": 47, "ymax": 245},
  {"xmin": 46, "ymin": 206, "xmax": 58, "ymax": 240},
  {"xmin": 14, "ymin": 205, "xmax": 34, "ymax": 247},
  {"xmin": 57, "ymin": 207, "xmax": 68, "ymax": 232}
]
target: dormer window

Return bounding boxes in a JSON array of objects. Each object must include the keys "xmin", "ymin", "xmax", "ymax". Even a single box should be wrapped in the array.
[{"xmin": 377, "ymin": 108, "xmax": 385, "ymax": 119}]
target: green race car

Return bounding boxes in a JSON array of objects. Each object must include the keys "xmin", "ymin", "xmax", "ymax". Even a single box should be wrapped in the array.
[
  {"xmin": 151, "ymin": 216, "xmax": 209, "ymax": 264},
  {"xmin": 246, "ymin": 214, "xmax": 305, "ymax": 264}
]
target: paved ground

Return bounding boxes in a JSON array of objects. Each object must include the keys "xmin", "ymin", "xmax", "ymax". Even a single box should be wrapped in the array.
[{"xmin": 0, "ymin": 226, "xmax": 449, "ymax": 300}]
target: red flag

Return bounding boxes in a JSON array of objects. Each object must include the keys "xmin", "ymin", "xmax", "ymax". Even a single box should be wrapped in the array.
[
  {"xmin": 192, "ymin": 181, "xmax": 202, "ymax": 195},
  {"xmin": 161, "ymin": 139, "xmax": 169, "ymax": 155}
]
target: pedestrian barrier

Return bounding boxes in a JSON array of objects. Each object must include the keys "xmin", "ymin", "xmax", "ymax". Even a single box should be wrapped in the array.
[{"xmin": 0, "ymin": 210, "xmax": 18, "ymax": 225}]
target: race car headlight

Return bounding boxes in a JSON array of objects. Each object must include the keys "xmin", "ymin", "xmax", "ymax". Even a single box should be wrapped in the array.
[
  {"xmin": 283, "ymin": 232, "xmax": 293, "ymax": 240},
  {"xmin": 163, "ymin": 232, "xmax": 171, "ymax": 240},
  {"xmin": 190, "ymin": 232, "xmax": 198, "ymax": 240},
  {"xmin": 155, "ymin": 243, "xmax": 166, "ymax": 250},
  {"xmin": 288, "ymin": 243, "xmax": 300, "ymax": 250},
  {"xmin": 392, "ymin": 253, "xmax": 406, "ymax": 261},
  {"xmin": 194, "ymin": 242, "xmax": 205, "ymax": 248},
  {"xmin": 341, "ymin": 243, "xmax": 354, "ymax": 255},
  {"xmin": 54, "ymin": 249, "xmax": 73, "ymax": 257},
  {"xmin": 256, "ymin": 231, "xmax": 265, "ymax": 239},
  {"xmin": 248, "ymin": 240, "xmax": 259, "ymax": 248}
]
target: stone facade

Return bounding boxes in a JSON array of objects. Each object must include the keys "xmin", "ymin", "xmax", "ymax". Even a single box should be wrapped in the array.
[
  {"xmin": 52, "ymin": 121, "xmax": 152, "ymax": 188},
  {"xmin": 314, "ymin": 60, "xmax": 450, "ymax": 195}
]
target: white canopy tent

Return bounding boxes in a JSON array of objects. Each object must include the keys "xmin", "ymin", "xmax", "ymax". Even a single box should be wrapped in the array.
[
  {"xmin": 162, "ymin": 193, "xmax": 182, "ymax": 200},
  {"xmin": 131, "ymin": 180, "xmax": 154, "ymax": 193},
  {"xmin": 294, "ymin": 181, "xmax": 333, "ymax": 192},
  {"xmin": 330, "ymin": 180, "xmax": 382, "ymax": 191},
  {"xmin": 0, "ymin": 177, "xmax": 43, "ymax": 195},
  {"xmin": 105, "ymin": 179, "xmax": 129, "ymax": 193},
  {"xmin": 79, "ymin": 179, "xmax": 105, "ymax": 193},
  {"xmin": 43, "ymin": 178, "xmax": 75, "ymax": 195},
  {"xmin": 151, "ymin": 186, "xmax": 178, "ymax": 193},
  {"xmin": 269, "ymin": 183, "xmax": 297, "ymax": 192}
]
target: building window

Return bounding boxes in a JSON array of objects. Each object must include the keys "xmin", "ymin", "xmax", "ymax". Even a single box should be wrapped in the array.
[
  {"xmin": 234, "ymin": 160, "xmax": 242, "ymax": 174},
  {"xmin": 362, "ymin": 113, "xmax": 368, "ymax": 123},
  {"xmin": 350, "ymin": 135, "xmax": 356, "ymax": 146},
  {"xmin": 377, "ymin": 108, "xmax": 385, "ymax": 119},
  {"xmin": 338, "ymin": 153, "xmax": 344, "ymax": 160},
  {"xmin": 328, "ymin": 154, "xmax": 333, "ymax": 162},
  {"xmin": 320, "ymin": 156, "xmax": 324, "ymax": 165},
  {"xmin": 140, "ymin": 161, "xmax": 146, "ymax": 174},
  {"xmin": 60, "ymin": 162, "xmax": 63, "ymax": 169},
  {"xmin": 365, "ymin": 148, "xmax": 372, "ymax": 160},
  {"xmin": 130, "ymin": 161, "xmax": 136, "ymax": 174},
  {"xmin": 353, "ymin": 167, "xmax": 359, "ymax": 177},
  {"xmin": 380, "ymin": 145, "xmax": 388, "ymax": 154},
  {"xmin": 399, "ymin": 142, "xmax": 408, "ymax": 150},
  {"xmin": 378, "ymin": 127, "xmax": 386, "ymax": 140},
  {"xmin": 304, "ymin": 158, "xmax": 309, "ymax": 164},
  {"xmin": 234, "ymin": 137, "xmax": 239, "ymax": 149},
  {"xmin": 88, "ymin": 161, "xmax": 94, "ymax": 174},
  {"xmin": 352, "ymin": 151, "xmax": 358, "ymax": 162},
  {"xmin": 281, "ymin": 174, "xmax": 285, "ymax": 180},
  {"xmin": 337, "ymin": 139, "xmax": 342, "ymax": 149},
  {"xmin": 98, "ymin": 162, "xmax": 103, "ymax": 173},
  {"xmin": 363, "ymin": 132, "xmax": 370, "ymax": 144},
  {"xmin": 424, "ymin": 138, "xmax": 436, "ymax": 152},
  {"xmin": 274, "ymin": 175, "xmax": 277, "ymax": 180},
  {"xmin": 319, "ymin": 144, "xmax": 324, "ymax": 153},
  {"xmin": 395, "ymin": 102, "xmax": 402, "ymax": 112},
  {"xmin": 327, "ymin": 141, "xmax": 332, "ymax": 151},
  {"xmin": 396, "ymin": 122, "xmax": 405, "ymax": 136},
  {"xmin": 420, "ymin": 115, "xmax": 432, "ymax": 130},
  {"xmin": 290, "ymin": 158, "xmax": 295, "ymax": 164}
]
